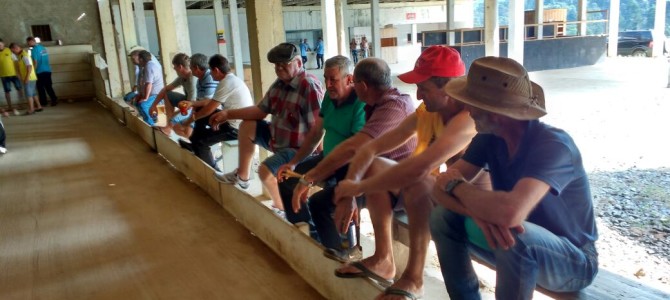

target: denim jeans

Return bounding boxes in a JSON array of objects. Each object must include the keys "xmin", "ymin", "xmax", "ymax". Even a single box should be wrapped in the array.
[
  {"xmin": 123, "ymin": 91, "xmax": 137, "ymax": 103},
  {"xmin": 429, "ymin": 206, "xmax": 598, "ymax": 300},
  {"xmin": 36, "ymin": 72, "xmax": 57, "ymax": 106},
  {"xmin": 135, "ymin": 95, "xmax": 158, "ymax": 126},
  {"xmin": 278, "ymin": 154, "xmax": 324, "ymax": 240}
]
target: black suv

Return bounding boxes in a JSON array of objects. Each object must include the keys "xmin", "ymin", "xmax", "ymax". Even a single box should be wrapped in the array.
[{"xmin": 617, "ymin": 30, "xmax": 656, "ymax": 57}]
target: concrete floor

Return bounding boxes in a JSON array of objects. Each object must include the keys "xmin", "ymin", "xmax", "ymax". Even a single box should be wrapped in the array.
[{"xmin": 0, "ymin": 102, "xmax": 323, "ymax": 299}]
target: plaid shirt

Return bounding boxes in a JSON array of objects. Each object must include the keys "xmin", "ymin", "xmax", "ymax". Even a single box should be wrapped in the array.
[
  {"xmin": 257, "ymin": 70, "xmax": 324, "ymax": 151},
  {"xmin": 361, "ymin": 88, "xmax": 417, "ymax": 161}
]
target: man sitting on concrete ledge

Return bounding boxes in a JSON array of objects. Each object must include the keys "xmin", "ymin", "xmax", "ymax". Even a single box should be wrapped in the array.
[
  {"xmin": 292, "ymin": 58, "xmax": 416, "ymax": 265},
  {"xmin": 333, "ymin": 46, "xmax": 483, "ymax": 300},
  {"xmin": 275, "ymin": 55, "xmax": 365, "ymax": 236},
  {"xmin": 133, "ymin": 50, "xmax": 164, "ymax": 126},
  {"xmin": 149, "ymin": 53, "xmax": 198, "ymax": 138},
  {"xmin": 209, "ymin": 43, "xmax": 324, "ymax": 214},
  {"xmin": 179, "ymin": 54, "xmax": 253, "ymax": 171},
  {"xmin": 430, "ymin": 56, "xmax": 599, "ymax": 299}
]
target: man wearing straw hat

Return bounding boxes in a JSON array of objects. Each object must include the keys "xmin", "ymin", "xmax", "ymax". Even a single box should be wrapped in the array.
[{"xmin": 430, "ymin": 56, "xmax": 599, "ymax": 299}]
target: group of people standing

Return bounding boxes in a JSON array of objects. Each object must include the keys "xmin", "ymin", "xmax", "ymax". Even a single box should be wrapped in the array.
[
  {"xmin": 197, "ymin": 41, "xmax": 599, "ymax": 300},
  {"xmin": 349, "ymin": 36, "xmax": 369, "ymax": 64},
  {"xmin": 298, "ymin": 37, "xmax": 325, "ymax": 69},
  {"xmin": 0, "ymin": 37, "xmax": 58, "ymax": 117},
  {"xmin": 0, "ymin": 36, "xmax": 59, "ymax": 155}
]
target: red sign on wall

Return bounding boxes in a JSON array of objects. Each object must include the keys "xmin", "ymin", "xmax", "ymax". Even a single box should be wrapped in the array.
[{"xmin": 406, "ymin": 12, "xmax": 416, "ymax": 20}]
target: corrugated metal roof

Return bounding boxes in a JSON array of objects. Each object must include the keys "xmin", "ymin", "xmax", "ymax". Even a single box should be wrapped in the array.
[{"xmin": 178, "ymin": 0, "xmax": 436, "ymax": 9}]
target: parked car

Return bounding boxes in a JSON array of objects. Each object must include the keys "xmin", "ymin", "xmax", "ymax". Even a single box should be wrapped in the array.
[{"xmin": 617, "ymin": 30, "xmax": 662, "ymax": 57}]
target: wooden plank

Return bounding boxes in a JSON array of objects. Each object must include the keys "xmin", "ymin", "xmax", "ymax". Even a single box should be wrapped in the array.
[
  {"xmin": 45, "ymin": 44, "xmax": 93, "ymax": 55},
  {"xmin": 51, "ymin": 63, "xmax": 91, "ymax": 73},
  {"xmin": 125, "ymin": 110, "xmax": 156, "ymax": 150},
  {"xmin": 50, "ymin": 53, "xmax": 91, "ymax": 65},
  {"xmin": 181, "ymin": 150, "xmax": 208, "ymax": 190},
  {"xmin": 218, "ymin": 184, "xmax": 383, "ymax": 300},
  {"xmin": 52, "ymin": 71, "xmax": 92, "ymax": 84},
  {"xmin": 109, "ymin": 98, "xmax": 127, "ymax": 124}
]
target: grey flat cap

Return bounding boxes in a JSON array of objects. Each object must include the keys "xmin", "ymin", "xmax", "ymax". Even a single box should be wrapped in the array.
[{"xmin": 267, "ymin": 43, "xmax": 299, "ymax": 63}]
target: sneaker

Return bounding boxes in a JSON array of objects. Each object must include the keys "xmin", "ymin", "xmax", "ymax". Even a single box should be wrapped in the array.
[
  {"xmin": 12, "ymin": 109, "xmax": 20, "ymax": 116},
  {"xmin": 323, "ymin": 245, "xmax": 363, "ymax": 263},
  {"xmin": 271, "ymin": 207, "xmax": 286, "ymax": 219},
  {"xmin": 0, "ymin": 146, "xmax": 6, "ymax": 154},
  {"xmin": 214, "ymin": 169, "xmax": 250, "ymax": 189}
]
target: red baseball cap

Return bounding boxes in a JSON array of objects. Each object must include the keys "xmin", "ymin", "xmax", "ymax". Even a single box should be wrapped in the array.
[{"xmin": 398, "ymin": 45, "xmax": 465, "ymax": 83}]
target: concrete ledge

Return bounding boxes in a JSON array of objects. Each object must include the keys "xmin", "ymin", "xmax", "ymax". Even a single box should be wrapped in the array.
[{"xmin": 124, "ymin": 108, "xmax": 156, "ymax": 150}]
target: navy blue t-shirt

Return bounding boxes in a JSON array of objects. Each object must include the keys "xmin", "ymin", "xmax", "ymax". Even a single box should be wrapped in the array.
[{"xmin": 462, "ymin": 120, "xmax": 598, "ymax": 247}]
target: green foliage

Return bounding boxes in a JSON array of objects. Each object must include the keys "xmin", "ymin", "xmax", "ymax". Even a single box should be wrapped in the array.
[{"xmin": 472, "ymin": 0, "xmax": 670, "ymax": 36}]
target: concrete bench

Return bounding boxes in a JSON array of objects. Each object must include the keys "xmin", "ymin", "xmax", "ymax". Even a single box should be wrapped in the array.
[{"xmin": 392, "ymin": 212, "xmax": 670, "ymax": 299}]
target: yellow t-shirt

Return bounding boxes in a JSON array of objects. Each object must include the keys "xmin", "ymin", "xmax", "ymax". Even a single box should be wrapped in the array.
[
  {"xmin": 413, "ymin": 102, "xmax": 466, "ymax": 175},
  {"xmin": 0, "ymin": 48, "xmax": 16, "ymax": 77},
  {"xmin": 15, "ymin": 50, "xmax": 37, "ymax": 81}
]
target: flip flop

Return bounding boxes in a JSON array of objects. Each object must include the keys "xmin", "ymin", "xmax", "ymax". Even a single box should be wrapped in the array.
[
  {"xmin": 383, "ymin": 287, "xmax": 421, "ymax": 300},
  {"xmin": 334, "ymin": 261, "xmax": 394, "ymax": 287}
]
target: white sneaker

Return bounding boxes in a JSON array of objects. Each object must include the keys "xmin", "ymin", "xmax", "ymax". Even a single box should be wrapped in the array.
[
  {"xmin": 0, "ymin": 146, "xmax": 7, "ymax": 154},
  {"xmin": 12, "ymin": 109, "xmax": 20, "ymax": 116},
  {"xmin": 214, "ymin": 169, "xmax": 250, "ymax": 189}
]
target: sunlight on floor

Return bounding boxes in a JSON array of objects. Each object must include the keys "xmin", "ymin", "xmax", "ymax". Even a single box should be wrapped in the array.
[{"xmin": 0, "ymin": 138, "xmax": 93, "ymax": 174}]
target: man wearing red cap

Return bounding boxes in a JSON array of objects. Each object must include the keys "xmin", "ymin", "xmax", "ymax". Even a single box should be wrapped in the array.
[{"xmin": 333, "ymin": 46, "xmax": 485, "ymax": 299}]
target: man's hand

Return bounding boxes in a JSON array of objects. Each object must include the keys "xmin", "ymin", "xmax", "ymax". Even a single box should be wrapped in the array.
[
  {"xmin": 291, "ymin": 182, "xmax": 311, "ymax": 213},
  {"xmin": 334, "ymin": 179, "xmax": 362, "ymax": 201},
  {"xmin": 277, "ymin": 163, "xmax": 296, "ymax": 183},
  {"xmin": 471, "ymin": 216, "xmax": 524, "ymax": 250},
  {"xmin": 334, "ymin": 197, "xmax": 359, "ymax": 234},
  {"xmin": 209, "ymin": 110, "xmax": 228, "ymax": 131},
  {"xmin": 177, "ymin": 100, "xmax": 193, "ymax": 109}
]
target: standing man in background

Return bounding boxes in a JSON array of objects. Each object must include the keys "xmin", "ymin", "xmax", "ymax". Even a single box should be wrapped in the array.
[
  {"xmin": 27, "ymin": 37, "xmax": 58, "ymax": 107},
  {"xmin": 10, "ymin": 43, "xmax": 42, "ymax": 115},
  {"xmin": 315, "ymin": 37, "xmax": 325, "ymax": 69},
  {"xmin": 299, "ymin": 39, "xmax": 311, "ymax": 65},
  {"xmin": 0, "ymin": 39, "xmax": 22, "ymax": 115}
]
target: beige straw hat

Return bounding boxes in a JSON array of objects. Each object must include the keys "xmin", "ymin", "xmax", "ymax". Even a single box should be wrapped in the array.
[{"xmin": 445, "ymin": 56, "xmax": 546, "ymax": 120}]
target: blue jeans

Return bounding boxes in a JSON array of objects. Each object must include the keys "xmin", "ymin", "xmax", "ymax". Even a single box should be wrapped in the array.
[
  {"xmin": 123, "ymin": 91, "xmax": 137, "ymax": 103},
  {"xmin": 429, "ymin": 206, "xmax": 598, "ymax": 300},
  {"xmin": 135, "ymin": 95, "xmax": 158, "ymax": 126}
]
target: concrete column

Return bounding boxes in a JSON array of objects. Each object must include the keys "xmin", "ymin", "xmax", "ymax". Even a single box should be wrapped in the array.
[
  {"xmin": 508, "ymin": 0, "xmax": 524, "ymax": 63},
  {"xmin": 370, "ymin": 0, "xmax": 381, "ymax": 58},
  {"xmin": 133, "ymin": 0, "xmax": 149, "ymax": 49},
  {"xmin": 98, "ymin": 0, "xmax": 123, "ymax": 98},
  {"xmin": 111, "ymin": 2, "xmax": 131, "ymax": 94},
  {"xmin": 321, "ymin": 0, "xmax": 338, "ymax": 58},
  {"xmin": 119, "ymin": 0, "xmax": 138, "ymax": 91},
  {"xmin": 653, "ymin": 0, "xmax": 666, "ymax": 57},
  {"xmin": 335, "ymin": 0, "xmax": 348, "ymax": 55},
  {"xmin": 153, "ymin": 0, "xmax": 192, "ymax": 83},
  {"xmin": 607, "ymin": 0, "xmax": 619, "ymax": 57},
  {"xmin": 246, "ymin": 0, "xmax": 285, "ymax": 101},
  {"xmin": 447, "ymin": 0, "xmax": 456, "ymax": 45},
  {"xmin": 213, "ymin": 0, "xmax": 229, "ymax": 57},
  {"xmin": 578, "ymin": 0, "xmax": 587, "ymax": 36},
  {"xmin": 535, "ymin": 0, "xmax": 544, "ymax": 40},
  {"xmin": 411, "ymin": 23, "xmax": 418, "ymax": 45},
  {"xmin": 485, "ymin": 0, "xmax": 500, "ymax": 56},
  {"xmin": 229, "ymin": 0, "xmax": 245, "ymax": 80}
]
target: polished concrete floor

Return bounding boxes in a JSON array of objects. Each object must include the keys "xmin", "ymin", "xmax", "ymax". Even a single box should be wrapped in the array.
[{"xmin": 0, "ymin": 102, "xmax": 323, "ymax": 300}]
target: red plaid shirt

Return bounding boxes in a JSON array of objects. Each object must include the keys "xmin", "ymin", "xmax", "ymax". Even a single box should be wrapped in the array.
[{"xmin": 257, "ymin": 70, "xmax": 324, "ymax": 151}]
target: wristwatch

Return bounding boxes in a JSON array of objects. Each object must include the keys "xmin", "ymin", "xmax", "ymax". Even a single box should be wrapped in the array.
[{"xmin": 444, "ymin": 179, "xmax": 464, "ymax": 198}]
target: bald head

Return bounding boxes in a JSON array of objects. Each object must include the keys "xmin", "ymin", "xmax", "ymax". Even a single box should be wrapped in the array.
[{"xmin": 353, "ymin": 57, "xmax": 392, "ymax": 90}]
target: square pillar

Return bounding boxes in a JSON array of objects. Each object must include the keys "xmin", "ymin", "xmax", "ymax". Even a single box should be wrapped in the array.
[
  {"xmin": 213, "ymin": 0, "xmax": 229, "ymax": 57},
  {"xmin": 485, "ymin": 0, "xmax": 500, "ymax": 57},
  {"xmin": 335, "ymin": 0, "xmax": 348, "ymax": 55},
  {"xmin": 371, "ymin": 0, "xmax": 381, "ymax": 58},
  {"xmin": 508, "ymin": 0, "xmax": 524, "ymax": 63},
  {"xmin": 112, "ymin": 1, "xmax": 131, "ymax": 94},
  {"xmin": 119, "ymin": 0, "xmax": 138, "ymax": 92},
  {"xmin": 98, "ymin": 0, "xmax": 123, "ymax": 98},
  {"xmin": 578, "ymin": 0, "xmax": 587, "ymax": 36},
  {"xmin": 653, "ymin": 0, "xmax": 666, "ymax": 57},
  {"xmin": 607, "ymin": 0, "xmax": 619, "ymax": 57},
  {"xmin": 133, "ymin": 0, "xmax": 150, "ymax": 49},
  {"xmin": 246, "ymin": 0, "xmax": 285, "ymax": 101},
  {"xmin": 321, "ymin": 0, "xmax": 338, "ymax": 57},
  {"xmin": 153, "ymin": 0, "xmax": 192, "ymax": 83},
  {"xmin": 535, "ymin": 0, "xmax": 544, "ymax": 40},
  {"xmin": 229, "ymin": 0, "xmax": 245, "ymax": 80}
]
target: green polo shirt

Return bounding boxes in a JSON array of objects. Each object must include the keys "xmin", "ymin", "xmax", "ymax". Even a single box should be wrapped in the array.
[{"xmin": 320, "ymin": 91, "xmax": 366, "ymax": 156}]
